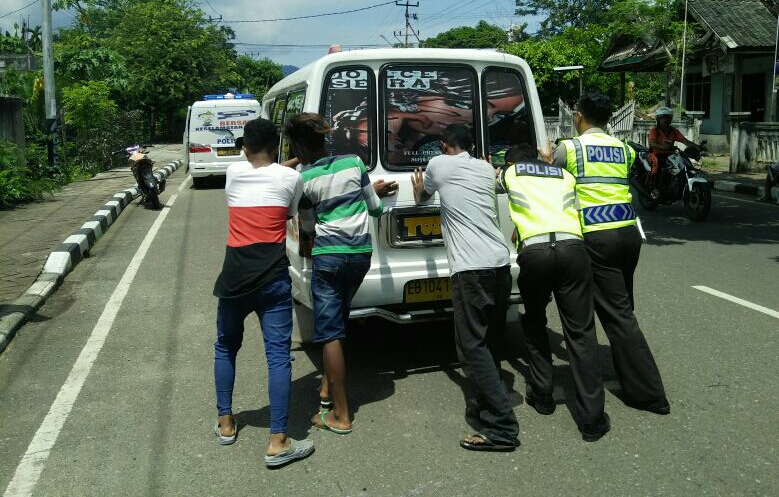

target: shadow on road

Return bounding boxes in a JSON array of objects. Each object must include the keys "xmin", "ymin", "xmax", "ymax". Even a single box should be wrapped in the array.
[
  {"xmin": 637, "ymin": 195, "xmax": 779, "ymax": 247},
  {"xmin": 232, "ymin": 318, "xmax": 629, "ymax": 436}
]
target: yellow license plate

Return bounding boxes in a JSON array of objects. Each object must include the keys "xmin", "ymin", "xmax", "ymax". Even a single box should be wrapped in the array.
[
  {"xmin": 217, "ymin": 148, "xmax": 240, "ymax": 156},
  {"xmin": 404, "ymin": 277, "xmax": 452, "ymax": 303},
  {"xmin": 401, "ymin": 215, "xmax": 442, "ymax": 240}
]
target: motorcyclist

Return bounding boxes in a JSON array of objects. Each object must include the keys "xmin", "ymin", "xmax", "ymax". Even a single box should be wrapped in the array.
[{"xmin": 647, "ymin": 106, "xmax": 700, "ymax": 198}]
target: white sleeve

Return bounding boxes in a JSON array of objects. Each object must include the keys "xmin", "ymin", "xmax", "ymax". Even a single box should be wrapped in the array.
[{"xmin": 288, "ymin": 173, "xmax": 304, "ymax": 217}]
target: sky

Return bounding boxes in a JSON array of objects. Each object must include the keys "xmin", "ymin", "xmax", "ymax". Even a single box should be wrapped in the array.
[{"xmin": 0, "ymin": 0, "xmax": 541, "ymax": 69}]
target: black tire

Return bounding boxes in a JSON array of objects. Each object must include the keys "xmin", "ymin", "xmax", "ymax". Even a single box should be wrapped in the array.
[
  {"xmin": 148, "ymin": 190, "xmax": 161, "ymax": 210},
  {"xmin": 684, "ymin": 185, "xmax": 711, "ymax": 221},
  {"xmin": 192, "ymin": 177, "xmax": 207, "ymax": 189},
  {"xmin": 637, "ymin": 191, "xmax": 658, "ymax": 211}
]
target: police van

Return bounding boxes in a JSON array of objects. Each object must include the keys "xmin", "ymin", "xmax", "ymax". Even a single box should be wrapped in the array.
[
  {"xmin": 183, "ymin": 93, "xmax": 261, "ymax": 188},
  {"xmin": 262, "ymin": 48, "xmax": 548, "ymax": 341}
]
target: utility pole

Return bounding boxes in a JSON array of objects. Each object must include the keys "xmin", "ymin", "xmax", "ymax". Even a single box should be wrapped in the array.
[
  {"xmin": 395, "ymin": 1, "xmax": 419, "ymax": 47},
  {"xmin": 42, "ymin": 0, "xmax": 57, "ymax": 166}
]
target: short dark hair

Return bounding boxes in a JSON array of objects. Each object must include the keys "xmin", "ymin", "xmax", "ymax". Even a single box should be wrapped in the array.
[
  {"xmin": 440, "ymin": 124, "xmax": 474, "ymax": 151},
  {"xmin": 577, "ymin": 92, "xmax": 612, "ymax": 127},
  {"xmin": 282, "ymin": 113, "xmax": 332, "ymax": 152},
  {"xmin": 242, "ymin": 118, "xmax": 279, "ymax": 155},
  {"xmin": 505, "ymin": 143, "xmax": 536, "ymax": 164}
]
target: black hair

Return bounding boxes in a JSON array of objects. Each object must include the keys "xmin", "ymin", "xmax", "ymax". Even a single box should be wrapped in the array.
[
  {"xmin": 440, "ymin": 124, "xmax": 474, "ymax": 151},
  {"xmin": 282, "ymin": 112, "xmax": 331, "ymax": 152},
  {"xmin": 242, "ymin": 118, "xmax": 279, "ymax": 155},
  {"xmin": 577, "ymin": 92, "xmax": 612, "ymax": 127},
  {"xmin": 505, "ymin": 143, "xmax": 536, "ymax": 164}
]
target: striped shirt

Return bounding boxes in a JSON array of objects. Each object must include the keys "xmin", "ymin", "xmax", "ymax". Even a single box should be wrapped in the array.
[
  {"xmin": 213, "ymin": 161, "xmax": 303, "ymax": 298},
  {"xmin": 299, "ymin": 155, "xmax": 383, "ymax": 256}
]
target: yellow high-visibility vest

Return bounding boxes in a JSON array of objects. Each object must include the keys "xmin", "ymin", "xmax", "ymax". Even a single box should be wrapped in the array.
[
  {"xmin": 502, "ymin": 160, "xmax": 582, "ymax": 244},
  {"xmin": 561, "ymin": 133, "xmax": 637, "ymax": 233}
]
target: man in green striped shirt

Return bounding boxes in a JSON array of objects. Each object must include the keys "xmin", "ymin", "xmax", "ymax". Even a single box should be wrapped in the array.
[{"xmin": 283, "ymin": 113, "xmax": 397, "ymax": 434}]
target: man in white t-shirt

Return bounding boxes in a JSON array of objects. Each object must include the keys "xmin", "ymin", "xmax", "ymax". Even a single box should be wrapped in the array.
[
  {"xmin": 411, "ymin": 124, "xmax": 518, "ymax": 452},
  {"xmin": 212, "ymin": 118, "xmax": 314, "ymax": 468}
]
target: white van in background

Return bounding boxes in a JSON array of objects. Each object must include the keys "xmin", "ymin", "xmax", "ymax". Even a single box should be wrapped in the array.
[{"xmin": 183, "ymin": 93, "xmax": 261, "ymax": 187}]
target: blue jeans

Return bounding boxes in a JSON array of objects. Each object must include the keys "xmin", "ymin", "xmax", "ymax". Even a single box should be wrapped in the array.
[
  {"xmin": 214, "ymin": 275, "xmax": 293, "ymax": 434},
  {"xmin": 311, "ymin": 253, "xmax": 371, "ymax": 343}
]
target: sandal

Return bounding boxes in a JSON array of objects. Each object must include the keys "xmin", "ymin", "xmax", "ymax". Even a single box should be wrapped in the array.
[
  {"xmin": 459, "ymin": 433, "xmax": 518, "ymax": 452},
  {"xmin": 313, "ymin": 411, "xmax": 352, "ymax": 435},
  {"xmin": 214, "ymin": 420, "xmax": 237, "ymax": 445},
  {"xmin": 264, "ymin": 438, "xmax": 315, "ymax": 468}
]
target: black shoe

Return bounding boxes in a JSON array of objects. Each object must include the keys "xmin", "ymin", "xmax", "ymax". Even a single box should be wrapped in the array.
[
  {"xmin": 525, "ymin": 388, "xmax": 555, "ymax": 415},
  {"xmin": 580, "ymin": 412, "xmax": 611, "ymax": 442},
  {"xmin": 625, "ymin": 396, "xmax": 670, "ymax": 415}
]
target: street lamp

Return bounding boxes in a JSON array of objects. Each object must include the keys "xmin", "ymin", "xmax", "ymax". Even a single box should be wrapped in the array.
[{"xmin": 554, "ymin": 65, "xmax": 584, "ymax": 97}]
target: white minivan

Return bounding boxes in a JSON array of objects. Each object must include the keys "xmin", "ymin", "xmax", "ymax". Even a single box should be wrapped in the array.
[
  {"xmin": 183, "ymin": 93, "xmax": 261, "ymax": 187},
  {"xmin": 262, "ymin": 48, "xmax": 547, "ymax": 342}
]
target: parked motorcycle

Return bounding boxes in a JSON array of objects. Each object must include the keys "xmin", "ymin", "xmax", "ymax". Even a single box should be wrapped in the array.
[
  {"xmin": 113, "ymin": 145, "xmax": 165, "ymax": 209},
  {"xmin": 628, "ymin": 140, "xmax": 713, "ymax": 221}
]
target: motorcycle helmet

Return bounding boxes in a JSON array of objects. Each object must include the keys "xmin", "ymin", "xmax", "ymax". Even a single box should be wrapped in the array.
[{"xmin": 655, "ymin": 106, "xmax": 673, "ymax": 117}]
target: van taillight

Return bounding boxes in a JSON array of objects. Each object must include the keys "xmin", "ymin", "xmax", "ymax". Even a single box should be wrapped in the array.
[{"xmin": 189, "ymin": 144, "xmax": 211, "ymax": 153}]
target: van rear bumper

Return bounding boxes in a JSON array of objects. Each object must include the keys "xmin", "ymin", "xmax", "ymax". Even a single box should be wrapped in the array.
[
  {"xmin": 349, "ymin": 294, "xmax": 522, "ymax": 324},
  {"xmin": 189, "ymin": 163, "xmax": 230, "ymax": 177}
]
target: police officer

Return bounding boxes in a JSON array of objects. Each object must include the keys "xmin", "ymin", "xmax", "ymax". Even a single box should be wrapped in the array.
[
  {"xmin": 549, "ymin": 93, "xmax": 669, "ymax": 415},
  {"xmin": 502, "ymin": 144, "xmax": 610, "ymax": 442}
]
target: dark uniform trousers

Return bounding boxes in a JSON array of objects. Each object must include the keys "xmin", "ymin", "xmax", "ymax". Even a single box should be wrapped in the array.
[
  {"xmin": 518, "ymin": 238, "xmax": 605, "ymax": 425},
  {"xmin": 451, "ymin": 265, "xmax": 519, "ymax": 445},
  {"xmin": 583, "ymin": 224, "xmax": 666, "ymax": 403}
]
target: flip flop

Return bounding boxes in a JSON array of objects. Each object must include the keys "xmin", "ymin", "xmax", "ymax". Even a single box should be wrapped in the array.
[
  {"xmin": 264, "ymin": 438, "xmax": 315, "ymax": 468},
  {"xmin": 315, "ymin": 411, "xmax": 353, "ymax": 435},
  {"xmin": 459, "ymin": 433, "xmax": 518, "ymax": 452},
  {"xmin": 214, "ymin": 420, "xmax": 237, "ymax": 445},
  {"xmin": 320, "ymin": 398, "xmax": 334, "ymax": 411}
]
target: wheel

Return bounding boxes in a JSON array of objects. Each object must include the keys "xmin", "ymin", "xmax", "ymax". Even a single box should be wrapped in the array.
[
  {"xmin": 637, "ymin": 191, "xmax": 658, "ymax": 211},
  {"xmin": 684, "ymin": 185, "xmax": 711, "ymax": 221},
  {"xmin": 192, "ymin": 177, "xmax": 207, "ymax": 189},
  {"xmin": 291, "ymin": 301, "xmax": 314, "ymax": 345},
  {"xmin": 148, "ymin": 190, "xmax": 161, "ymax": 210}
]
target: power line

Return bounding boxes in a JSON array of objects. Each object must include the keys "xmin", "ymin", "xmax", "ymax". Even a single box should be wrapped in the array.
[
  {"xmin": 0, "ymin": 0, "xmax": 40, "ymax": 20},
  {"xmin": 201, "ymin": 0, "xmax": 220, "ymax": 17},
  {"xmin": 223, "ymin": 1, "xmax": 396, "ymax": 23}
]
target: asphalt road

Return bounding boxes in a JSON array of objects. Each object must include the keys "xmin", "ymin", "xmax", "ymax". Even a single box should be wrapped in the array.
[{"xmin": 1, "ymin": 174, "xmax": 777, "ymax": 496}]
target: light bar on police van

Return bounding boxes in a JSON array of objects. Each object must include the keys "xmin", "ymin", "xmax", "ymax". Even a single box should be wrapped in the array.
[{"xmin": 202, "ymin": 93, "xmax": 256, "ymax": 100}]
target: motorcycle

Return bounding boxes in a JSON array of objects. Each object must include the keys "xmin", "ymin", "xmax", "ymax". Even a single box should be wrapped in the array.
[
  {"xmin": 113, "ymin": 145, "xmax": 165, "ymax": 209},
  {"xmin": 628, "ymin": 140, "xmax": 713, "ymax": 221}
]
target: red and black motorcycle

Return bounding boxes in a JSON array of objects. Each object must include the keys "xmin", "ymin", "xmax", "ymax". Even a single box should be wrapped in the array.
[{"xmin": 113, "ymin": 145, "xmax": 165, "ymax": 209}]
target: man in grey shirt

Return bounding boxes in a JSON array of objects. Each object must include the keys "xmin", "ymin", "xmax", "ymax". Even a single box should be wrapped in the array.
[{"xmin": 411, "ymin": 124, "xmax": 518, "ymax": 452}]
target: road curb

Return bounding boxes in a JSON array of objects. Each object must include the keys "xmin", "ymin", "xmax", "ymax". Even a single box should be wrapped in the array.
[
  {"xmin": 713, "ymin": 180, "xmax": 779, "ymax": 202},
  {"xmin": 0, "ymin": 159, "xmax": 182, "ymax": 354}
]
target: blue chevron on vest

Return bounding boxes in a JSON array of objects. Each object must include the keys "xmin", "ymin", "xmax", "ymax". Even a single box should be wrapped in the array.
[{"xmin": 582, "ymin": 203, "xmax": 636, "ymax": 226}]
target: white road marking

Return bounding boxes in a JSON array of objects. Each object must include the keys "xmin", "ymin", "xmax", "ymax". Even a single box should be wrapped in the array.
[
  {"xmin": 178, "ymin": 175, "xmax": 192, "ymax": 192},
  {"xmin": 3, "ymin": 194, "xmax": 180, "ymax": 497},
  {"xmin": 693, "ymin": 285, "xmax": 779, "ymax": 319},
  {"xmin": 712, "ymin": 193, "xmax": 778, "ymax": 206}
]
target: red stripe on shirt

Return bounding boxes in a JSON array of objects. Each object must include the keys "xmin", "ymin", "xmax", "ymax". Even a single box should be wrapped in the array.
[{"xmin": 227, "ymin": 205, "xmax": 289, "ymax": 247}]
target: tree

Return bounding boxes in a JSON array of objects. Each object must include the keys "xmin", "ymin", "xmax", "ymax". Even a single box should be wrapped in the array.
[
  {"xmin": 514, "ymin": 0, "xmax": 616, "ymax": 37},
  {"xmin": 502, "ymin": 26, "xmax": 620, "ymax": 111},
  {"xmin": 234, "ymin": 56, "xmax": 283, "ymax": 97},
  {"xmin": 55, "ymin": 0, "xmax": 239, "ymax": 140},
  {"xmin": 421, "ymin": 21, "xmax": 508, "ymax": 49}
]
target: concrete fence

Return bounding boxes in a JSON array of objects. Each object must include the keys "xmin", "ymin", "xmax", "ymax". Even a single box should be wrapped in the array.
[{"xmin": 728, "ymin": 112, "xmax": 779, "ymax": 172}]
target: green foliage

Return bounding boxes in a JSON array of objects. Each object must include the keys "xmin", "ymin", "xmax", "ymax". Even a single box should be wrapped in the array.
[
  {"xmin": 234, "ymin": 56, "xmax": 283, "ymax": 98},
  {"xmin": 515, "ymin": 0, "xmax": 616, "ymax": 37},
  {"xmin": 503, "ymin": 26, "xmax": 620, "ymax": 112},
  {"xmin": 62, "ymin": 80, "xmax": 118, "ymax": 134},
  {"xmin": 0, "ymin": 139, "xmax": 57, "ymax": 207},
  {"xmin": 421, "ymin": 21, "xmax": 509, "ymax": 49}
]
